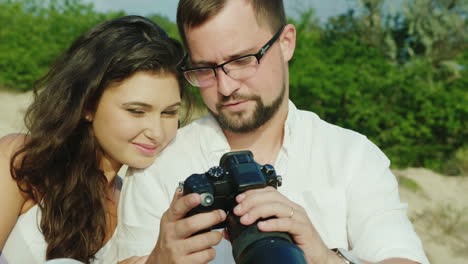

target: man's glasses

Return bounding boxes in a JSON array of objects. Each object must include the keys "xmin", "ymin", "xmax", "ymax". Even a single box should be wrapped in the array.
[{"xmin": 178, "ymin": 25, "xmax": 286, "ymax": 88}]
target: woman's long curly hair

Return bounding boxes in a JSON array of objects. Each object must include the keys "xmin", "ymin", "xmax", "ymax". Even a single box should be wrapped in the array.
[{"xmin": 10, "ymin": 15, "xmax": 187, "ymax": 263}]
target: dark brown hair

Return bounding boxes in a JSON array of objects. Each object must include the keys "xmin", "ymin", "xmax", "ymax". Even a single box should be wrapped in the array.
[
  {"xmin": 10, "ymin": 15, "xmax": 186, "ymax": 263},
  {"xmin": 176, "ymin": 0, "xmax": 286, "ymax": 48}
]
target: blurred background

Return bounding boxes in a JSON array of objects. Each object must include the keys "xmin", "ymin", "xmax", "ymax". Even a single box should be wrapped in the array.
[{"xmin": 0, "ymin": 0, "xmax": 466, "ymax": 263}]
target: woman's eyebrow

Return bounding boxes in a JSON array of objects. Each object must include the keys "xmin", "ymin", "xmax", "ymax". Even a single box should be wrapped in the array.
[
  {"xmin": 122, "ymin": 102, "xmax": 152, "ymax": 108},
  {"xmin": 164, "ymin": 102, "xmax": 182, "ymax": 108}
]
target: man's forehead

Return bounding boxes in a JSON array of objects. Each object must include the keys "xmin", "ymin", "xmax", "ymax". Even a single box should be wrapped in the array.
[
  {"xmin": 188, "ymin": 32, "xmax": 265, "ymax": 65},
  {"xmin": 185, "ymin": 25, "xmax": 270, "ymax": 64}
]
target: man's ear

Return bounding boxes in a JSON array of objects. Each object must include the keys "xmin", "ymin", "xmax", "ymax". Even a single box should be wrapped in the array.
[{"xmin": 279, "ymin": 24, "xmax": 296, "ymax": 62}]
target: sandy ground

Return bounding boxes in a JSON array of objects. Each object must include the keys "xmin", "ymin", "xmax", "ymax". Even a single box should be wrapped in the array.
[
  {"xmin": 0, "ymin": 90, "xmax": 31, "ymax": 136},
  {"xmin": 396, "ymin": 169, "xmax": 468, "ymax": 263},
  {"xmin": 1, "ymin": 90, "xmax": 467, "ymax": 263}
]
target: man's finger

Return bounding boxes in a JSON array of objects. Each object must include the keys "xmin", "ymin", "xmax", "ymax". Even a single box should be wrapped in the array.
[
  {"xmin": 174, "ymin": 209, "xmax": 226, "ymax": 238},
  {"xmin": 239, "ymin": 203, "xmax": 297, "ymax": 225},
  {"xmin": 182, "ymin": 230, "xmax": 223, "ymax": 253},
  {"xmin": 166, "ymin": 190, "xmax": 201, "ymax": 221},
  {"xmin": 185, "ymin": 247, "xmax": 218, "ymax": 264}
]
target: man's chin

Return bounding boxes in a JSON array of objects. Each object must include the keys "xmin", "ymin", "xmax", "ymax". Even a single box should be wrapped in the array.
[
  {"xmin": 216, "ymin": 115, "xmax": 260, "ymax": 133},
  {"xmin": 220, "ymin": 111, "xmax": 252, "ymax": 123},
  {"xmin": 210, "ymin": 106, "xmax": 261, "ymax": 133}
]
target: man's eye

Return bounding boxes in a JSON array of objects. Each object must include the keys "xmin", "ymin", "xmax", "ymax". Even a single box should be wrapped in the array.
[
  {"xmin": 228, "ymin": 56, "xmax": 256, "ymax": 68},
  {"xmin": 127, "ymin": 109, "xmax": 145, "ymax": 114}
]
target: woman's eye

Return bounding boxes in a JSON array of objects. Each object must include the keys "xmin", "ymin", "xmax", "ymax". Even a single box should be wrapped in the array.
[
  {"xmin": 127, "ymin": 109, "xmax": 145, "ymax": 114},
  {"xmin": 162, "ymin": 110, "xmax": 179, "ymax": 117}
]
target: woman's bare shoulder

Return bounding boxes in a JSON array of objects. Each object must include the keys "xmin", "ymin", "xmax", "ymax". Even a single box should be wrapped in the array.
[
  {"xmin": 0, "ymin": 133, "xmax": 27, "ymax": 158},
  {"xmin": 0, "ymin": 133, "xmax": 29, "ymax": 249}
]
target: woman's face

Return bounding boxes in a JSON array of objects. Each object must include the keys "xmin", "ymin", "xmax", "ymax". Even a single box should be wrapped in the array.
[{"xmin": 90, "ymin": 71, "xmax": 181, "ymax": 173}]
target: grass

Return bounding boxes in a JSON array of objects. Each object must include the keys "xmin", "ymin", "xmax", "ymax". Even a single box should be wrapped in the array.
[
  {"xmin": 397, "ymin": 176, "xmax": 421, "ymax": 192},
  {"xmin": 455, "ymin": 146, "xmax": 468, "ymax": 176},
  {"xmin": 393, "ymin": 170, "xmax": 422, "ymax": 192}
]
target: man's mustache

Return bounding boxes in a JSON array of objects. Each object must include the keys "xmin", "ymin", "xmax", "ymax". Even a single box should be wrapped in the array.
[{"xmin": 217, "ymin": 92, "xmax": 260, "ymax": 109}]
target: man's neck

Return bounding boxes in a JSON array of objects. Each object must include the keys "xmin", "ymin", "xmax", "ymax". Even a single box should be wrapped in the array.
[{"xmin": 223, "ymin": 102, "xmax": 289, "ymax": 165}]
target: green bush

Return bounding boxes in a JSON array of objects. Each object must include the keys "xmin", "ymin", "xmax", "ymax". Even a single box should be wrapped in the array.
[
  {"xmin": 0, "ymin": 1, "xmax": 183, "ymax": 91},
  {"xmin": 289, "ymin": 12, "xmax": 468, "ymax": 171},
  {"xmin": 455, "ymin": 146, "xmax": 468, "ymax": 176},
  {"xmin": 0, "ymin": 1, "xmax": 466, "ymax": 172},
  {"xmin": 0, "ymin": 0, "xmax": 124, "ymax": 91}
]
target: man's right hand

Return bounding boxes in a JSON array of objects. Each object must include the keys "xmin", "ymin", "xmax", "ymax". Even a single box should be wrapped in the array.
[{"xmin": 145, "ymin": 189, "xmax": 226, "ymax": 264}]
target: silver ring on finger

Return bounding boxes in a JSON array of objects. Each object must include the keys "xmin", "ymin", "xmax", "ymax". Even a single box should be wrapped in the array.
[{"xmin": 288, "ymin": 206, "xmax": 294, "ymax": 218}]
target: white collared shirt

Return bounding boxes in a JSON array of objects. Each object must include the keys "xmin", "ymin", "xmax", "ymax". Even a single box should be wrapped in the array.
[{"xmin": 118, "ymin": 101, "xmax": 429, "ymax": 264}]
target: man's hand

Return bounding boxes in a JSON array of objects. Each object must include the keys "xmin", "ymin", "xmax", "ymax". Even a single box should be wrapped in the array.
[
  {"xmin": 232, "ymin": 186, "xmax": 334, "ymax": 264},
  {"xmin": 146, "ymin": 189, "xmax": 227, "ymax": 264}
]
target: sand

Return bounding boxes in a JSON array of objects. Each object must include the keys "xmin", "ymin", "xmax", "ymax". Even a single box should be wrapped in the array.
[
  {"xmin": 0, "ymin": 90, "xmax": 31, "ymax": 136},
  {"xmin": 1, "ymin": 90, "xmax": 467, "ymax": 263},
  {"xmin": 396, "ymin": 168, "xmax": 468, "ymax": 264}
]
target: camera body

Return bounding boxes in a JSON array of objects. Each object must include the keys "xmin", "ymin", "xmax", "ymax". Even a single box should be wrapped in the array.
[
  {"xmin": 182, "ymin": 150, "xmax": 282, "ymax": 228},
  {"xmin": 181, "ymin": 151, "xmax": 306, "ymax": 264}
]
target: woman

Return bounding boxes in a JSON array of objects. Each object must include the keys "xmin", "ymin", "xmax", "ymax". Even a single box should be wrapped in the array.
[{"xmin": 0, "ymin": 15, "xmax": 189, "ymax": 263}]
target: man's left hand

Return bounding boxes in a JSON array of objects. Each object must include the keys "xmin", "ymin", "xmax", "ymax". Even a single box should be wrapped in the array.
[{"xmin": 232, "ymin": 186, "xmax": 336, "ymax": 264}]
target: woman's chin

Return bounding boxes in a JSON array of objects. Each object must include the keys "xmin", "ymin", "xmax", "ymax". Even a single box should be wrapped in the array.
[{"xmin": 125, "ymin": 157, "xmax": 157, "ymax": 169}]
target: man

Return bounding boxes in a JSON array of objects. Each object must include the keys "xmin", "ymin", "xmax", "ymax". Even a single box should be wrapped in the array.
[{"xmin": 118, "ymin": 1, "xmax": 429, "ymax": 263}]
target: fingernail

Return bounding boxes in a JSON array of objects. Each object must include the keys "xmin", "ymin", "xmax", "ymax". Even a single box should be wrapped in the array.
[
  {"xmin": 218, "ymin": 209, "xmax": 227, "ymax": 219},
  {"xmin": 234, "ymin": 204, "xmax": 242, "ymax": 214},
  {"xmin": 241, "ymin": 213, "xmax": 250, "ymax": 223},
  {"xmin": 258, "ymin": 221, "xmax": 268, "ymax": 229},
  {"xmin": 237, "ymin": 193, "xmax": 245, "ymax": 202}
]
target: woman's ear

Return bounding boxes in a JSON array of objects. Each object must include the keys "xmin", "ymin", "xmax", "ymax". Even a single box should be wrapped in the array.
[{"xmin": 279, "ymin": 24, "xmax": 296, "ymax": 62}]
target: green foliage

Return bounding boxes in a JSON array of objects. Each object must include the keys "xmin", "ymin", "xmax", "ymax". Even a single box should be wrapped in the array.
[
  {"xmin": 455, "ymin": 145, "xmax": 468, "ymax": 175},
  {"xmin": 0, "ymin": 0, "xmax": 123, "ymax": 91},
  {"xmin": 289, "ymin": 8, "xmax": 467, "ymax": 171},
  {"xmin": 147, "ymin": 13, "xmax": 180, "ymax": 41},
  {"xmin": 0, "ymin": 0, "xmax": 465, "ymax": 172},
  {"xmin": 397, "ymin": 176, "xmax": 421, "ymax": 191},
  {"xmin": 401, "ymin": 0, "xmax": 467, "ymax": 63}
]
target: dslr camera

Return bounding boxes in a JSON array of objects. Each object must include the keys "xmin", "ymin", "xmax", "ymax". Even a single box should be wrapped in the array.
[{"xmin": 180, "ymin": 150, "xmax": 306, "ymax": 264}]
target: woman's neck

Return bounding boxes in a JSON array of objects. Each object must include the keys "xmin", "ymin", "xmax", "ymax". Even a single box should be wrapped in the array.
[{"xmin": 99, "ymin": 155, "xmax": 122, "ymax": 188}]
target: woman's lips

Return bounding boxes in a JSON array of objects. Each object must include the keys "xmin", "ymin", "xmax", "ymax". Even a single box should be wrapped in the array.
[{"xmin": 133, "ymin": 143, "xmax": 158, "ymax": 156}]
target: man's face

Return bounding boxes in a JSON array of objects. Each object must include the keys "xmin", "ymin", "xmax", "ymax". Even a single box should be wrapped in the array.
[{"xmin": 185, "ymin": 0, "xmax": 293, "ymax": 133}]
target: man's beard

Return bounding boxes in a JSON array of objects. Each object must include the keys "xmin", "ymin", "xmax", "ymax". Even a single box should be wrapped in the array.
[{"xmin": 209, "ymin": 84, "xmax": 286, "ymax": 133}]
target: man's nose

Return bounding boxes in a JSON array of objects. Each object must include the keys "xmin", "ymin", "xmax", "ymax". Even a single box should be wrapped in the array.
[{"xmin": 216, "ymin": 67, "xmax": 240, "ymax": 97}]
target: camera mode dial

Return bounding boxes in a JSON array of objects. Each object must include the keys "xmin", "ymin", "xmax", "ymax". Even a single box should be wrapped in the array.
[{"xmin": 207, "ymin": 166, "xmax": 225, "ymax": 178}]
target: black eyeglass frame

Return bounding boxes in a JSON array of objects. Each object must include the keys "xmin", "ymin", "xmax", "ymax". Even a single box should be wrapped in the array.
[{"xmin": 178, "ymin": 24, "xmax": 287, "ymax": 80}]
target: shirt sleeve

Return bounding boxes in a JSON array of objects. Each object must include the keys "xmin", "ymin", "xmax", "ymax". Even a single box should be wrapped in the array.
[
  {"xmin": 117, "ymin": 165, "xmax": 172, "ymax": 261},
  {"xmin": 346, "ymin": 138, "xmax": 429, "ymax": 264}
]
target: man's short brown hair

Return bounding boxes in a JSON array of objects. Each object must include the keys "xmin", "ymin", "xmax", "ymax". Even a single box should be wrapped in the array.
[{"xmin": 176, "ymin": 0, "xmax": 286, "ymax": 48}]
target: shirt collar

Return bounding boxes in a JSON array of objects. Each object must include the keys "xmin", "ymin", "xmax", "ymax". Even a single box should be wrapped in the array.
[
  {"xmin": 197, "ymin": 114, "xmax": 231, "ymax": 164},
  {"xmin": 198, "ymin": 100, "xmax": 299, "ymax": 163},
  {"xmin": 282, "ymin": 100, "xmax": 298, "ymax": 156}
]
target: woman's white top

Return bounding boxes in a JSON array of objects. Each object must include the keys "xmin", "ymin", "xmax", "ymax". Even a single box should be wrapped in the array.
[{"xmin": 1, "ymin": 204, "xmax": 118, "ymax": 264}]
